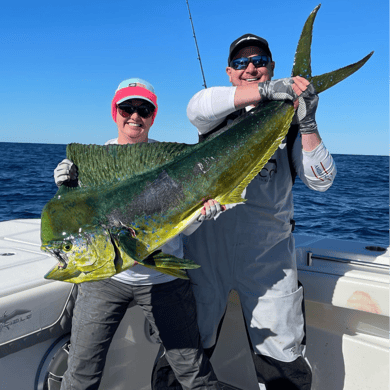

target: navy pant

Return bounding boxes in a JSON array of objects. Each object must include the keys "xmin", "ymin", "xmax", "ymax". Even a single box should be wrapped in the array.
[{"xmin": 61, "ymin": 278, "xmax": 219, "ymax": 390}]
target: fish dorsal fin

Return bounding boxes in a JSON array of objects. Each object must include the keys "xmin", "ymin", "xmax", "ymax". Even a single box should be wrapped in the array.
[
  {"xmin": 292, "ymin": 4, "xmax": 373, "ymax": 93},
  {"xmin": 66, "ymin": 142, "xmax": 193, "ymax": 187}
]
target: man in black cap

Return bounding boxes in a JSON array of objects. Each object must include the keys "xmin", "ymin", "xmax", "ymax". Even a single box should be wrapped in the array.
[{"xmin": 156, "ymin": 34, "xmax": 337, "ymax": 389}]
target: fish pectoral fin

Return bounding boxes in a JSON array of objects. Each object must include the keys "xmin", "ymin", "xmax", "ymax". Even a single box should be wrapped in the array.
[
  {"xmin": 114, "ymin": 229, "xmax": 149, "ymax": 260},
  {"xmin": 110, "ymin": 232, "xmax": 139, "ymax": 273},
  {"xmin": 141, "ymin": 250, "xmax": 200, "ymax": 270},
  {"xmin": 113, "ymin": 232, "xmax": 197, "ymax": 279}
]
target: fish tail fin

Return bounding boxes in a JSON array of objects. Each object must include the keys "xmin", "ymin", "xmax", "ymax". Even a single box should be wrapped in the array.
[
  {"xmin": 292, "ymin": 4, "xmax": 321, "ymax": 79},
  {"xmin": 311, "ymin": 52, "xmax": 374, "ymax": 94},
  {"xmin": 292, "ymin": 4, "xmax": 373, "ymax": 93}
]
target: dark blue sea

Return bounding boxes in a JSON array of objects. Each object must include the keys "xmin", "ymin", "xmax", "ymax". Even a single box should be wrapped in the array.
[{"xmin": 0, "ymin": 142, "xmax": 388, "ymax": 247}]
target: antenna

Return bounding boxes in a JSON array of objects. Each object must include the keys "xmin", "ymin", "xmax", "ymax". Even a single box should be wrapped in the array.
[{"xmin": 185, "ymin": 0, "xmax": 207, "ymax": 88}]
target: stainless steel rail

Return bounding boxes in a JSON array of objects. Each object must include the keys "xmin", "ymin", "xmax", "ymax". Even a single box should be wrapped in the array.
[{"xmin": 306, "ymin": 251, "xmax": 389, "ymax": 269}]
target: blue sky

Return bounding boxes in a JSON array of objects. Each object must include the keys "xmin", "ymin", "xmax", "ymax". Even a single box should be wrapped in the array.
[{"xmin": 0, "ymin": 0, "xmax": 388, "ymax": 155}]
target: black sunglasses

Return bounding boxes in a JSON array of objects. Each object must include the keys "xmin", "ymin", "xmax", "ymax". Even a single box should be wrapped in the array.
[
  {"xmin": 229, "ymin": 55, "xmax": 271, "ymax": 70},
  {"xmin": 117, "ymin": 102, "xmax": 155, "ymax": 119}
]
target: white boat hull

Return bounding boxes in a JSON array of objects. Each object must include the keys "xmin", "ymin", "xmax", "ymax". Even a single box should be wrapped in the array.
[{"xmin": 0, "ymin": 219, "xmax": 388, "ymax": 390}]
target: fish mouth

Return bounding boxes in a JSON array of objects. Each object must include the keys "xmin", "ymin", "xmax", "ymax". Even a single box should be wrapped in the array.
[
  {"xmin": 51, "ymin": 250, "xmax": 68, "ymax": 270},
  {"xmin": 41, "ymin": 246, "xmax": 68, "ymax": 270}
]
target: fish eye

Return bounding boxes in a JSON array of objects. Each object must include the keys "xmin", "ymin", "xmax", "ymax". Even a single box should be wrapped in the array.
[{"xmin": 63, "ymin": 242, "xmax": 73, "ymax": 252}]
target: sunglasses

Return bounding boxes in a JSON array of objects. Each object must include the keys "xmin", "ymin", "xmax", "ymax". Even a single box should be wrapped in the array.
[
  {"xmin": 229, "ymin": 55, "xmax": 271, "ymax": 70},
  {"xmin": 117, "ymin": 102, "xmax": 155, "ymax": 119}
]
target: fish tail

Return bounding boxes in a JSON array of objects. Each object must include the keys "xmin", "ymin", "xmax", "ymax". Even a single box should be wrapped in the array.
[
  {"xmin": 311, "ymin": 52, "xmax": 374, "ymax": 94},
  {"xmin": 292, "ymin": 4, "xmax": 320, "ymax": 79},
  {"xmin": 292, "ymin": 4, "xmax": 373, "ymax": 93}
]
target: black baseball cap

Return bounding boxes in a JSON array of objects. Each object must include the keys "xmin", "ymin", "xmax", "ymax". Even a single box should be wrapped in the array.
[{"xmin": 228, "ymin": 34, "xmax": 272, "ymax": 65}]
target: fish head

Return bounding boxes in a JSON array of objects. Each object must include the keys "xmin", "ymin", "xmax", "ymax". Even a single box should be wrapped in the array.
[
  {"xmin": 41, "ymin": 225, "xmax": 117, "ymax": 283},
  {"xmin": 40, "ymin": 197, "xmax": 117, "ymax": 283},
  {"xmin": 40, "ymin": 188, "xmax": 97, "ymax": 242},
  {"xmin": 41, "ymin": 228, "xmax": 117, "ymax": 283}
]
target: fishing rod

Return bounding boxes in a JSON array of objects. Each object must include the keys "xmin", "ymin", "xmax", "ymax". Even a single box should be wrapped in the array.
[{"xmin": 185, "ymin": 0, "xmax": 207, "ymax": 89}]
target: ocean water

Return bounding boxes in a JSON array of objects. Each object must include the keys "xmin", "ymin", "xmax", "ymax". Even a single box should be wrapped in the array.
[{"xmin": 0, "ymin": 142, "xmax": 388, "ymax": 247}]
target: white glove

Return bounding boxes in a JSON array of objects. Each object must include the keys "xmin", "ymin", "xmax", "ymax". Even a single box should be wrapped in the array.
[
  {"xmin": 197, "ymin": 200, "xmax": 224, "ymax": 222},
  {"xmin": 54, "ymin": 159, "xmax": 78, "ymax": 187}
]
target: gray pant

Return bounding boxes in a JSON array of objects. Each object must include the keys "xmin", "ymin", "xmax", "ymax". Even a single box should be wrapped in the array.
[{"xmin": 61, "ymin": 278, "xmax": 219, "ymax": 390}]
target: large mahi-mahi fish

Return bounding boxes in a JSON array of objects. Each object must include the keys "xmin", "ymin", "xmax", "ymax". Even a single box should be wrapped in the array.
[{"xmin": 41, "ymin": 5, "xmax": 373, "ymax": 283}]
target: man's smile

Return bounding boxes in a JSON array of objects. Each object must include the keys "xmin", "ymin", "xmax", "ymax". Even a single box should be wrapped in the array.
[{"xmin": 243, "ymin": 77, "xmax": 261, "ymax": 82}]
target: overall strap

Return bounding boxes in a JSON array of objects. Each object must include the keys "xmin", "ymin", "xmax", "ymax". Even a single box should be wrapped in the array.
[
  {"xmin": 286, "ymin": 124, "xmax": 299, "ymax": 185},
  {"xmin": 286, "ymin": 124, "xmax": 299, "ymax": 232},
  {"xmin": 198, "ymin": 109, "xmax": 245, "ymax": 142}
]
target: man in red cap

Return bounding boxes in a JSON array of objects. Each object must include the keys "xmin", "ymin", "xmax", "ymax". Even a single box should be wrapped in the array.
[{"xmin": 54, "ymin": 78, "xmax": 222, "ymax": 390}]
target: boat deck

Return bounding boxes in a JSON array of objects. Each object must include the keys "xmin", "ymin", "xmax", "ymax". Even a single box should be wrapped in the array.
[{"xmin": 0, "ymin": 219, "xmax": 388, "ymax": 390}]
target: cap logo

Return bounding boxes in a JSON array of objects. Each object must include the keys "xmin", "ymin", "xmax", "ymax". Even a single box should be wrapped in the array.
[
  {"xmin": 236, "ymin": 36, "xmax": 258, "ymax": 45},
  {"xmin": 128, "ymin": 82, "xmax": 146, "ymax": 88}
]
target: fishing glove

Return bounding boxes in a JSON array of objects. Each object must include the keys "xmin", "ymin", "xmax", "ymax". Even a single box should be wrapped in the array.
[
  {"xmin": 296, "ymin": 83, "xmax": 319, "ymax": 135},
  {"xmin": 258, "ymin": 78, "xmax": 299, "ymax": 102},
  {"xmin": 54, "ymin": 159, "xmax": 78, "ymax": 187},
  {"xmin": 197, "ymin": 200, "xmax": 223, "ymax": 222}
]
